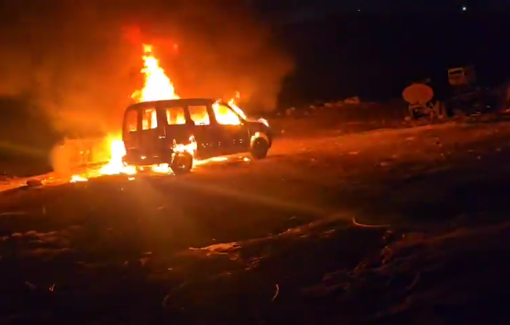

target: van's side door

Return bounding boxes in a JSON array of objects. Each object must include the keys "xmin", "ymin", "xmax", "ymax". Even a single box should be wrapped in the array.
[
  {"xmin": 187, "ymin": 104, "xmax": 217, "ymax": 159},
  {"xmin": 123, "ymin": 107, "xmax": 141, "ymax": 162},
  {"xmin": 163, "ymin": 105, "xmax": 191, "ymax": 157},
  {"xmin": 138, "ymin": 105, "xmax": 165, "ymax": 163},
  {"xmin": 211, "ymin": 103, "xmax": 250, "ymax": 155}
]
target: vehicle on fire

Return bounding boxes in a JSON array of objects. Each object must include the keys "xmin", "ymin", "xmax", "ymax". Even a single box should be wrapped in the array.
[{"xmin": 122, "ymin": 98, "xmax": 272, "ymax": 174}]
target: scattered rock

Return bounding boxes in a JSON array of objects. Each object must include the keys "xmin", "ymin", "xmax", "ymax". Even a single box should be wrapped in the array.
[
  {"xmin": 26, "ymin": 179, "xmax": 43, "ymax": 187},
  {"xmin": 344, "ymin": 96, "xmax": 361, "ymax": 104},
  {"xmin": 49, "ymin": 283, "xmax": 56, "ymax": 292},
  {"xmin": 140, "ymin": 257, "xmax": 150, "ymax": 267},
  {"xmin": 24, "ymin": 281, "xmax": 37, "ymax": 290}
]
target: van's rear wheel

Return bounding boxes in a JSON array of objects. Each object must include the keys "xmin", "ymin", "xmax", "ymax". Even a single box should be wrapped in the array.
[
  {"xmin": 250, "ymin": 137, "xmax": 269, "ymax": 160},
  {"xmin": 171, "ymin": 152, "xmax": 193, "ymax": 175}
]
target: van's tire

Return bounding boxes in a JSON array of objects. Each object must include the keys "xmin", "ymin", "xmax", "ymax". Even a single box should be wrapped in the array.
[
  {"xmin": 250, "ymin": 137, "xmax": 269, "ymax": 160},
  {"xmin": 171, "ymin": 152, "xmax": 193, "ymax": 175}
]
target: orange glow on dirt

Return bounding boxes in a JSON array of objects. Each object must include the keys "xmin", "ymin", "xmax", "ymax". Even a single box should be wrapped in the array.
[{"xmin": 70, "ymin": 175, "xmax": 88, "ymax": 183}]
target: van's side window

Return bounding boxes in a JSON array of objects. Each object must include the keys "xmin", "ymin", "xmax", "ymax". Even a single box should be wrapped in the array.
[
  {"xmin": 212, "ymin": 103, "xmax": 240, "ymax": 125},
  {"xmin": 166, "ymin": 107, "xmax": 186, "ymax": 125},
  {"xmin": 188, "ymin": 105, "xmax": 210, "ymax": 125},
  {"xmin": 125, "ymin": 110, "xmax": 138, "ymax": 132},
  {"xmin": 142, "ymin": 107, "xmax": 158, "ymax": 130}
]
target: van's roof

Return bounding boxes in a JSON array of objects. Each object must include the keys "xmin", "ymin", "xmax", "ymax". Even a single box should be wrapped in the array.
[{"xmin": 126, "ymin": 98, "xmax": 215, "ymax": 110}]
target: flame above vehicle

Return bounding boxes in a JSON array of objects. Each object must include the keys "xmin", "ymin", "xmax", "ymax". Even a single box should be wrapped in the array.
[
  {"xmin": 97, "ymin": 44, "xmax": 182, "ymax": 177},
  {"xmin": 131, "ymin": 44, "xmax": 179, "ymax": 102},
  {"xmin": 228, "ymin": 92, "xmax": 247, "ymax": 120}
]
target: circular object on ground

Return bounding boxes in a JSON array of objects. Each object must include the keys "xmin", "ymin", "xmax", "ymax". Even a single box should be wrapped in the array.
[
  {"xmin": 402, "ymin": 83, "xmax": 434, "ymax": 105},
  {"xmin": 250, "ymin": 137, "xmax": 269, "ymax": 160},
  {"xmin": 171, "ymin": 152, "xmax": 193, "ymax": 174}
]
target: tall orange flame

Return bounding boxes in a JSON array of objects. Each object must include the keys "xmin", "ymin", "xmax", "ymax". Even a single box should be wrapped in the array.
[
  {"xmin": 228, "ymin": 91, "xmax": 247, "ymax": 120},
  {"xmin": 97, "ymin": 43, "xmax": 181, "ymax": 176},
  {"xmin": 131, "ymin": 44, "xmax": 179, "ymax": 102}
]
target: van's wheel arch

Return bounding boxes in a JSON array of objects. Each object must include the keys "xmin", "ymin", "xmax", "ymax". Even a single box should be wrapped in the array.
[{"xmin": 171, "ymin": 152, "xmax": 193, "ymax": 174}]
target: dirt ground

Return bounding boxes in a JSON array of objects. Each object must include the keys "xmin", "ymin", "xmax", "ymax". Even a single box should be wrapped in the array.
[{"xmin": 2, "ymin": 115, "xmax": 510, "ymax": 324}]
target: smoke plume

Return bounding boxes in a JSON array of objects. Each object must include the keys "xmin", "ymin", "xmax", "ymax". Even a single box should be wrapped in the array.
[{"xmin": 0, "ymin": 0, "xmax": 293, "ymax": 136}]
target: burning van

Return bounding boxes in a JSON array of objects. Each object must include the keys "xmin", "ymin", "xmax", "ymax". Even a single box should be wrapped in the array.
[{"xmin": 122, "ymin": 98, "xmax": 272, "ymax": 174}]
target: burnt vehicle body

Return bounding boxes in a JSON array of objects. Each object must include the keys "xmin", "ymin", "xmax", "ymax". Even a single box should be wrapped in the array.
[{"xmin": 122, "ymin": 98, "xmax": 272, "ymax": 173}]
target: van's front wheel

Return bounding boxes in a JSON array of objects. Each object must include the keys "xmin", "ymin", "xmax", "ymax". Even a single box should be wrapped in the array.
[
  {"xmin": 250, "ymin": 137, "xmax": 269, "ymax": 160},
  {"xmin": 171, "ymin": 152, "xmax": 193, "ymax": 175}
]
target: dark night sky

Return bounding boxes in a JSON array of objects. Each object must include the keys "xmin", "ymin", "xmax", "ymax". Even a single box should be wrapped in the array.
[
  {"xmin": 250, "ymin": 1, "xmax": 510, "ymax": 106},
  {"xmin": 1, "ymin": 0, "xmax": 510, "ymax": 155},
  {"xmin": 251, "ymin": 0, "xmax": 507, "ymax": 22}
]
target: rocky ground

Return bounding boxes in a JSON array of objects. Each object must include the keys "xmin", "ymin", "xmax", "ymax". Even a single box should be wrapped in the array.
[{"xmin": 1, "ymin": 110, "xmax": 510, "ymax": 324}]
